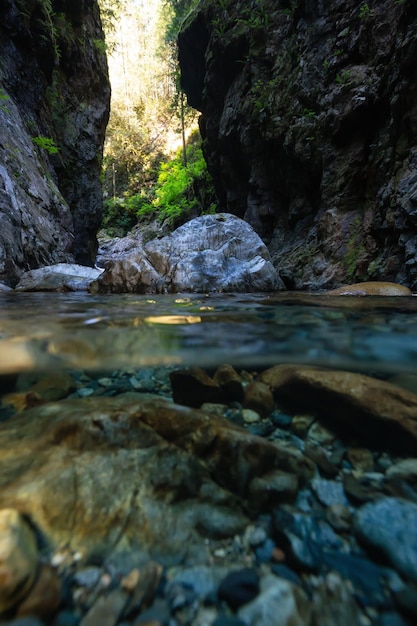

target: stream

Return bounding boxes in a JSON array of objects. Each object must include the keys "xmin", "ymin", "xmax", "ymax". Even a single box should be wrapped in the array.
[{"xmin": 1, "ymin": 291, "xmax": 417, "ymax": 375}]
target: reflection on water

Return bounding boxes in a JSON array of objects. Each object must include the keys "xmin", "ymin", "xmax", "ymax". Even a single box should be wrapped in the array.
[{"xmin": 1, "ymin": 291, "xmax": 417, "ymax": 374}]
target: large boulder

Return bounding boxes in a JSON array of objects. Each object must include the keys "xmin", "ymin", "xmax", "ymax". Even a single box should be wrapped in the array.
[
  {"xmin": 0, "ymin": 394, "xmax": 313, "ymax": 562},
  {"xmin": 93, "ymin": 213, "xmax": 284, "ymax": 293},
  {"xmin": 15, "ymin": 264, "xmax": 104, "ymax": 292}
]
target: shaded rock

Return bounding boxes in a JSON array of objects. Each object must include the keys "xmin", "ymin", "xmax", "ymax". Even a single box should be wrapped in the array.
[
  {"xmin": 80, "ymin": 588, "xmax": 128, "ymax": 626},
  {"xmin": 243, "ymin": 382, "xmax": 274, "ymax": 418},
  {"xmin": 0, "ymin": 509, "xmax": 39, "ymax": 614},
  {"xmin": 94, "ymin": 214, "xmax": 284, "ymax": 294},
  {"xmin": 15, "ymin": 265, "xmax": 103, "ymax": 293},
  {"xmin": 169, "ymin": 367, "xmax": 225, "ymax": 407},
  {"xmin": 16, "ymin": 563, "xmax": 61, "ymax": 620},
  {"xmin": 385, "ymin": 459, "xmax": 417, "ymax": 480},
  {"xmin": 354, "ymin": 497, "xmax": 417, "ymax": 583},
  {"xmin": 0, "ymin": 395, "xmax": 313, "ymax": 562},
  {"xmin": 213, "ymin": 364, "xmax": 244, "ymax": 403},
  {"xmin": 237, "ymin": 574, "xmax": 311, "ymax": 626},
  {"xmin": 0, "ymin": 1, "xmax": 109, "ymax": 285},
  {"xmin": 310, "ymin": 572, "xmax": 361, "ymax": 626},
  {"xmin": 311, "ymin": 479, "xmax": 350, "ymax": 508},
  {"xmin": 327, "ymin": 282, "xmax": 412, "ymax": 296},
  {"xmin": 3, "ymin": 372, "xmax": 76, "ymax": 411},
  {"xmin": 218, "ymin": 568, "xmax": 259, "ymax": 610},
  {"xmin": 178, "ymin": 0, "xmax": 417, "ymax": 290},
  {"xmin": 258, "ymin": 365, "xmax": 417, "ymax": 453}
]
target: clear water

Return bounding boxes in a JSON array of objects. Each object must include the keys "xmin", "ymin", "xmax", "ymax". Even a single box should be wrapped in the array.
[{"xmin": 1, "ymin": 291, "xmax": 417, "ymax": 375}]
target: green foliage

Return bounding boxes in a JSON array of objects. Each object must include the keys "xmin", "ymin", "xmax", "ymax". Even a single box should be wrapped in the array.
[
  {"xmin": 32, "ymin": 135, "xmax": 59, "ymax": 154},
  {"xmin": 336, "ymin": 69, "xmax": 351, "ymax": 85},
  {"xmin": 102, "ymin": 133, "xmax": 216, "ymax": 234},
  {"xmin": 358, "ymin": 3, "xmax": 372, "ymax": 19}
]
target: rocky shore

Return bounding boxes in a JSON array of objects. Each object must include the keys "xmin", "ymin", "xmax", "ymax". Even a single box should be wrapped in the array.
[{"xmin": 0, "ymin": 362, "xmax": 417, "ymax": 626}]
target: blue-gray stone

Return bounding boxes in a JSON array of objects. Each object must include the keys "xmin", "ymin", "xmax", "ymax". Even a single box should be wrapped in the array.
[{"xmin": 354, "ymin": 497, "xmax": 417, "ymax": 583}]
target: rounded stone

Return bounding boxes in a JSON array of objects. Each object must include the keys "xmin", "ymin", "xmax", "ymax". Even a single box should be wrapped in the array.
[
  {"xmin": 243, "ymin": 382, "xmax": 274, "ymax": 418},
  {"xmin": 0, "ymin": 509, "xmax": 39, "ymax": 613}
]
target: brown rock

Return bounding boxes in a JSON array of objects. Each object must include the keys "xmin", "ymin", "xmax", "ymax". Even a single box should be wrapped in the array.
[
  {"xmin": 169, "ymin": 367, "xmax": 225, "ymax": 407},
  {"xmin": 0, "ymin": 395, "xmax": 314, "ymax": 562},
  {"xmin": 16, "ymin": 563, "xmax": 61, "ymax": 619},
  {"xmin": 213, "ymin": 364, "xmax": 244, "ymax": 402},
  {"xmin": 0, "ymin": 509, "xmax": 39, "ymax": 614},
  {"xmin": 327, "ymin": 281, "xmax": 412, "ymax": 296},
  {"xmin": 258, "ymin": 365, "xmax": 417, "ymax": 453},
  {"xmin": 243, "ymin": 381, "xmax": 274, "ymax": 418}
]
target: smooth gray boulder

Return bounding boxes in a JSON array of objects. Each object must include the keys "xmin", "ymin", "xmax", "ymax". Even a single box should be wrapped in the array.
[
  {"xmin": 94, "ymin": 213, "xmax": 284, "ymax": 293},
  {"xmin": 15, "ymin": 264, "xmax": 104, "ymax": 292}
]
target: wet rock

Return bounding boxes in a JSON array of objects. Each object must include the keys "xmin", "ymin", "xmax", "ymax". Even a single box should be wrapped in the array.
[
  {"xmin": 249, "ymin": 470, "xmax": 299, "ymax": 506},
  {"xmin": 354, "ymin": 497, "xmax": 417, "ymax": 583},
  {"xmin": 385, "ymin": 459, "xmax": 417, "ymax": 480},
  {"xmin": 327, "ymin": 282, "xmax": 412, "ymax": 296},
  {"xmin": 169, "ymin": 367, "xmax": 225, "ymax": 407},
  {"xmin": 16, "ymin": 563, "xmax": 61, "ymax": 620},
  {"xmin": 0, "ymin": 395, "xmax": 313, "ymax": 562},
  {"xmin": 218, "ymin": 568, "xmax": 259, "ymax": 610},
  {"xmin": 80, "ymin": 588, "xmax": 128, "ymax": 626},
  {"xmin": 4, "ymin": 372, "xmax": 76, "ymax": 412},
  {"xmin": 259, "ymin": 366, "xmax": 417, "ymax": 453},
  {"xmin": 213, "ymin": 365, "xmax": 244, "ymax": 403},
  {"xmin": 243, "ymin": 382, "xmax": 274, "ymax": 418},
  {"xmin": 94, "ymin": 214, "xmax": 284, "ymax": 294},
  {"xmin": 325, "ymin": 504, "xmax": 352, "ymax": 532},
  {"xmin": 15, "ymin": 265, "xmax": 104, "ymax": 293},
  {"xmin": 310, "ymin": 571, "xmax": 361, "ymax": 626},
  {"xmin": 237, "ymin": 574, "xmax": 311, "ymax": 626},
  {"xmin": 311, "ymin": 479, "xmax": 350, "ymax": 508},
  {"xmin": 346, "ymin": 448, "xmax": 374, "ymax": 472},
  {"xmin": 291, "ymin": 414, "xmax": 315, "ymax": 439},
  {"xmin": 0, "ymin": 509, "xmax": 39, "ymax": 614}
]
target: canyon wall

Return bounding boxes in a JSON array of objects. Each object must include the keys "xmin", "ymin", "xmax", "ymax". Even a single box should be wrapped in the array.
[
  {"xmin": 179, "ymin": 0, "xmax": 417, "ymax": 289},
  {"xmin": 0, "ymin": 0, "xmax": 110, "ymax": 286}
]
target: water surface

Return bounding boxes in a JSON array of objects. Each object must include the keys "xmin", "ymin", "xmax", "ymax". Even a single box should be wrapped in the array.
[{"xmin": 1, "ymin": 292, "xmax": 417, "ymax": 374}]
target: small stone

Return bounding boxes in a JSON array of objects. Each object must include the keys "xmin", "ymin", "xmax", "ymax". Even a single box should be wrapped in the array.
[
  {"xmin": 76, "ymin": 387, "xmax": 95, "ymax": 398},
  {"xmin": 310, "ymin": 571, "xmax": 361, "ymax": 626},
  {"xmin": 121, "ymin": 568, "xmax": 140, "ymax": 592},
  {"xmin": 347, "ymin": 448, "xmax": 374, "ymax": 472},
  {"xmin": 238, "ymin": 574, "xmax": 311, "ymax": 626},
  {"xmin": 200, "ymin": 403, "xmax": 228, "ymax": 416},
  {"xmin": 386, "ymin": 458, "xmax": 417, "ymax": 479},
  {"xmin": 354, "ymin": 497, "xmax": 417, "ymax": 583},
  {"xmin": 311, "ymin": 479, "xmax": 350, "ymax": 507},
  {"xmin": 0, "ymin": 508, "xmax": 39, "ymax": 613},
  {"xmin": 16, "ymin": 563, "xmax": 61, "ymax": 620},
  {"xmin": 326, "ymin": 504, "xmax": 352, "ymax": 532},
  {"xmin": 249, "ymin": 470, "xmax": 299, "ymax": 503},
  {"xmin": 73, "ymin": 566, "xmax": 102, "ymax": 589},
  {"xmin": 308, "ymin": 422, "xmax": 335, "ymax": 446},
  {"xmin": 270, "ymin": 411, "xmax": 292, "ymax": 428},
  {"xmin": 247, "ymin": 526, "xmax": 267, "ymax": 548},
  {"xmin": 218, "ymin": 568, "xmax": 260, "ymax": 610},
  {"xmin": 80, "ymin": 588, "xmax": 128, "ymax": 626},
  {"xmin": 291, "ymin": 414, "xmax": 315, "ymax": 438},
  {"xmin": 242, "ymin": 409, "xmax": 261, "ymax": 424}
]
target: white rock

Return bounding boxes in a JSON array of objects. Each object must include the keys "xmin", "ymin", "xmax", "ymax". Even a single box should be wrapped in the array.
[{"xmin": 15, "ymin": 263, "xmax": 103, "ymax": 292}]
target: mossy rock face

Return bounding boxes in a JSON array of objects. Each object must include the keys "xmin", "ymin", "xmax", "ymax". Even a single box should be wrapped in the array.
[
  {"xmin": 178, "ymin": 0, "xmax": 417, "ymax": 290},
  {"xmin": 0, "ymin": 0, "xmax": 110, "ymax": 284},
  {"xmin": 326, "ymin": 282, "xmax": 412, "ymax": 296}
]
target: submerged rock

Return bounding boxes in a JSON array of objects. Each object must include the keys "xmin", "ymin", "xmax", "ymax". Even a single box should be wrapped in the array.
[
  {"xmin": 354, "ymin": 497, "xmax": 417, "ymax": 583},
  {"xmin": 93, "ymin": 214, "xmax": 283, "ymax": 293},
  {"xmin": 0, "ymin": 394, "xmax": 312, "ymax": 562},
  {"xmin": 258, "ymin": 366, "xmax": 417, "ymax": 453},
  {"xmin": 0, "ymin": 509, "xmax": 39, "ymax": 614}
]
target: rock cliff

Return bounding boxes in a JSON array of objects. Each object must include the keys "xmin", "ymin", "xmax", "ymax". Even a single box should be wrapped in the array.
[
  {"xmin": 0, "ymin": 0, "xmax": 110, "ymax": 286},
  {"xmin": 178, "ymin": 0, "xmax": 417, "ymax": 289}
]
